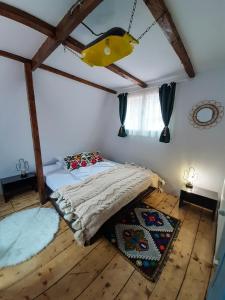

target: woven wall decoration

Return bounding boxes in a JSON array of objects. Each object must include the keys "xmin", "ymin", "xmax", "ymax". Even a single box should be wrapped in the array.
[{"xmin": 189, "ymin": 100, "xmax": 224, "ymax": 129}]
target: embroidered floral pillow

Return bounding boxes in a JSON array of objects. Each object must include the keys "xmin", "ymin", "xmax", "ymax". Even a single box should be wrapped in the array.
[
  {"xmin": 88, "ymin": 152, "xmax": 103, "ymax": 165},
  {"xmin": 64, "ymin": 151, "xmax": 103, "ymax": 170},
  {"xmin": 64, "ymin": 153, "xmax": 84, "ymax": 170}
]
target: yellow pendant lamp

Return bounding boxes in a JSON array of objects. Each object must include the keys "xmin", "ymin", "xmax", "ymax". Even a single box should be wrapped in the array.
[
  {"xmin": 81, "ymin": 28, "xmax": 138, "ymax": 67},
  {"xmin": 70, "ymin": 0, "xmax": 163, "ymax": 67}
]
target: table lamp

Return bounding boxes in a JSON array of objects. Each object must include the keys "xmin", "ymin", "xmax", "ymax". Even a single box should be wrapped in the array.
[{"xmin": 183, "ymin": 167, "xmax": 197, "ymax": 189}]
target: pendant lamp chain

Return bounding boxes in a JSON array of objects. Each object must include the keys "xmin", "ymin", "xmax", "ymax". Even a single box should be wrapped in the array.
[
  {"xmin": 137, "ymin": 14, "xmax": 164, "ymax": 41},
  {"xmin": 128, "ymin": 0, "xmax": 165, "ymax": 41},
  {"xmin": 128, "ymin": 0, "xmax": 138, "ymax": 33},
  {"xmin": 78, "ymin": 0, "xmax": 164, "ymax": 41}
]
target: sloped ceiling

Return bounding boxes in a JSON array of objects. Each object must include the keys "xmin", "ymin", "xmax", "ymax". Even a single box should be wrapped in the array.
[{"xmin": 0, "ymin": 0, "xmax": 225, "ymax": 89}]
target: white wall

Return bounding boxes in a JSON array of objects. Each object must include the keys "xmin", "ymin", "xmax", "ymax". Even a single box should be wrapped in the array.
[
  {"xmin": 100, "ymin": 68, "xmax": 225, "ymax": 195},
  {"xmin": 0, "ymin": 59, "xmax": 35, "ymax": 178},
  {"xmin": 34, "ymin": 69, "xmax": 107, "ymax": 163},
  {"xmin": 0, "ymin": 57, "xmax": 108, "ymax": 194}
]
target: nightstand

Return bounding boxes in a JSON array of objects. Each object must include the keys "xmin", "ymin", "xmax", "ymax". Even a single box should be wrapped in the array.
[
  {"xmin": 1, "ymin": 173, "xmax": 37, "ymax": 202},
  {"xmin": 179, "ymin": 186, "xmax": 218, "ymax": 219}
]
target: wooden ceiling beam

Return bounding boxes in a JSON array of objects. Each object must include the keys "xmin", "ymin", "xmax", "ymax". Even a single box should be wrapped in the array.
[
  {"xmin": 31, "ymin": 0, "xmax": 103, "ymax": 71},
  {"xmin": 0, "ymin": 49, "xmax": 30, "ymax": 63},
  {"xmin": 39, "ymin": 64, "xmax": 117, "ymax": 94},
  {"xmin": 63, "ymin": 36, "xmax": 85, "ymax": 53},
  {"xmin": 106, "ymin": 64, "xmax": 147, "ymax": 88},
  {"xmin": 0, "ymin": 50, "xmax": 117, "ymax": 94},
  {"xmin": 0, "ymin": 2, "xmax": 147, "ymax": 88},
  {"xmin": 0, "ymin": 1, "xmax": 55, "ymax": 37},
  {"xmin": 143, "ymin": 0, "xmax": 195, "ymax": 78}
]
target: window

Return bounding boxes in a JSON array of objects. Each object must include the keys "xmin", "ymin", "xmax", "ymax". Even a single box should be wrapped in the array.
[{"xmin": 125, "ymin": 88, "xmax": 164, "ymax": 137}]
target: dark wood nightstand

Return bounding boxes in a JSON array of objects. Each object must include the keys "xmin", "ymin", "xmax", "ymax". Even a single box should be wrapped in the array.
[
  {"xmin": 1, "ymin": 173, "xmax": 37, "ymax": 202},
  {"xmin": 179, "ymin": 186, "xmax": 218, "ymax": 219}
]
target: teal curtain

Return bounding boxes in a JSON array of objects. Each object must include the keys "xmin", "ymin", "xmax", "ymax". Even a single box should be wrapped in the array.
[
  {"xmin": 118, "ymin": 93, "xmax": 128, "ymax": 137},
  {"xmin": 159, "ymin": 82, "xmax": 176, "ymax": 143}
]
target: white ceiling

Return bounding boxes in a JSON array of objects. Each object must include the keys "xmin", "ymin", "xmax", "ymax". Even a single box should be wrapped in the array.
[
  {"xmin": 0, "ymin": 17, "xmax": 46, "ymax": 58},
  {"xmin": 0, "ymin": 0, "xmax": 225, "ymax": 89},
  {"xmin": 166, "ymin": 0, "xmax": 225, "ymax": 73}
]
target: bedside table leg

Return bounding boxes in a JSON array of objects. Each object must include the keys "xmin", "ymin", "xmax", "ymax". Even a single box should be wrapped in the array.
[
  {"xmin": 212, "ymin": 209, "xmax": 217, "ymax": 220},
  {"xmin": 179, "ymin": 198, "xmax": 184, "ymax": 208},
  {"xmin": 4, "ymin": 195, "xmax": 10, "ymax": 203},
  {"xmin": 32, "ymin": 183, "xmax": 38, "ymax": 192}
]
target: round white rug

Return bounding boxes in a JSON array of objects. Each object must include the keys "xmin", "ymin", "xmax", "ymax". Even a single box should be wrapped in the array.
[{"xmin": 0, "ymin": 207, "xmax": 59, "ymax": 268}]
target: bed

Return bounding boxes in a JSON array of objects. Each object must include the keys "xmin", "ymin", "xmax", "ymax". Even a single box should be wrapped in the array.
[{"xmin": 44, "ymin": 159, "xmax": 162, "ymax": 245}]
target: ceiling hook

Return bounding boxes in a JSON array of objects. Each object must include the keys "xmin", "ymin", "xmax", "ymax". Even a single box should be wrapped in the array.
[{"xmin": 70, "ymin": 0, "xmax": 84, "ymax": 16}]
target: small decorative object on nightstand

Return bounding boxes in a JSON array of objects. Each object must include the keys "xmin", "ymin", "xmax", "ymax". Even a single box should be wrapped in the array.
[
  {"xmin": 16, "ymin": 158, "xmax": 29, "ymax": 178},
  {"xmin": 183, "ymin": 166, "xmax": 197, "ymax": 189},
  {"xmin": 1, "ymin": 173, "xmax": 37, "ymax": 202},
  {"xmin": 179, "ymin": 186, "xmax": 218, "ymax": 219}
]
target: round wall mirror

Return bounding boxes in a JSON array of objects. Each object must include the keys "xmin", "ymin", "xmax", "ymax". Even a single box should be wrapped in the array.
[
  {"xmin": 189, "ymin": 100, "xmax": 224, "ymax": 129},
  {"xmin": 196, "ymin": 108, "xmax": 213, "ymax": 123}
]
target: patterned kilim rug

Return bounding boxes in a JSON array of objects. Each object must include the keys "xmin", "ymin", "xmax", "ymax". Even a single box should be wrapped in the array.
[{"xmin": 104, "ymin": 202, "xmax": 180, "ymax": 282}]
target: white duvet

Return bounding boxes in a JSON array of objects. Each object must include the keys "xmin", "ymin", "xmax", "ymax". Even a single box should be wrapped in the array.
[{"xmin": 52, "ymin": 164, "xmax": 161, "ymax": 245}]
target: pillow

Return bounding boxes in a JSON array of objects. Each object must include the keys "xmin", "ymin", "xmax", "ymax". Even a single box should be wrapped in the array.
[
  {"xmin": 64, "ymin": 151, "xmax": 103, "ymax": 170},
  {"xmin": 87, "ymin": 151, "xmax": 103, "ymax": 165},
  {"xmin": 43, "ymin": 158, "xmax": 59, "ymax": 166},
  {"xmin": 64, "ymin": 153, "xmax": 88, "ymax": 170},
  {"xmin": 56, "ymin": 161, "xmax": 64, "ymax": 168},
  {"xmin": 55, "ymin": 156, "xmax": 64, "ymax": 163},
  {"xmin": 43, "ymin": 164, "xmax": 62, "ymax": 176},
  {"xmin": 64, "ymin": 155, "xmax": 79, "ymax": 170}
]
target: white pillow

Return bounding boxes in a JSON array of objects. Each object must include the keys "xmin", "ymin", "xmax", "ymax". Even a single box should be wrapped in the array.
[
  {"xmin": 43, "ymin": 164, "xmax": 62, "ymax": 176},
  {"xmin": 55, "ymin": 156, "xmax": 64, "ymax": 163},
  {"xmin": 56, "ymin": 161, "xmax": 64, "ymax": 168}
]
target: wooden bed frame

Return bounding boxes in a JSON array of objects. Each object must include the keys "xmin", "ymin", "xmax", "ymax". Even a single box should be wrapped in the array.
[{"xmin": 46, "ymin": 184, "xmax": 155, "ymax": 245}]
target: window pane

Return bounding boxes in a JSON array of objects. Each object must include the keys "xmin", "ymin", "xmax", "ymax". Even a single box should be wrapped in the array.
[
  {"xmin": 125, "ymin": 88, "xmax": 164, "ymax": 137},
  {"xmin": 125, "ymin": 95, "xmax": 143, "ymax": 131},
  {"xmin": 143, "ymin": 89, "xmax": 164, "ymax": 132}
]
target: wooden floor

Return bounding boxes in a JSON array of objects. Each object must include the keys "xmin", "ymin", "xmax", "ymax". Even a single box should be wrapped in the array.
[{"xmin": 0, "ymin": 190, "xmax": 216, "ymax": 300}]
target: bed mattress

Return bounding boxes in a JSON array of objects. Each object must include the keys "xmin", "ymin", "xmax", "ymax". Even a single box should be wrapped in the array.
[{"xmin": 44, "ymin": 160, "xmax": 117, "ymax": 191}]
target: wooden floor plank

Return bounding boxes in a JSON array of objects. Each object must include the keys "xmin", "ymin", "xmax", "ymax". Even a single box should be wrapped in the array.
[
  {"xmin": 0, "ymin": 201, "xmax": 14, "ymax": 218},
  {"xmin": 170, "ymin": 199, "xmax": 186, "ymax": 221},
  {"xmin": 0, "ymin": 241, "xmax": 101, "ymax": 300},
  {"xmin": 144, "ymin": 190, "xmax": 165, "ymax": 207},
  {"xmin": 56, "ymin": 218, "xmax": 68, "ymax": 236},
  {"xmin": 37, "ymin": 240, "xmax": 117, "ymax": 300},
  {"xmin": 116, "ymin": 269, "xmax": 155, "ymax": 300},
  {"xmin": 155, "ymin": 193, "xmax": 178, "ymax": 213},
  {"xmin": 177, "ymin": 211, "xmax": 216, "ymax": 300},
  {"xmin": 0, "ymin": 229, "xmax": 73, "ymax": 290},
  {"xmin": 77, "ymin": 254, "xmax": 134, "ymax": 300},
  {"xmin": 10, "ymin": 191, "xmax": 39, "ymax": 211}
]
